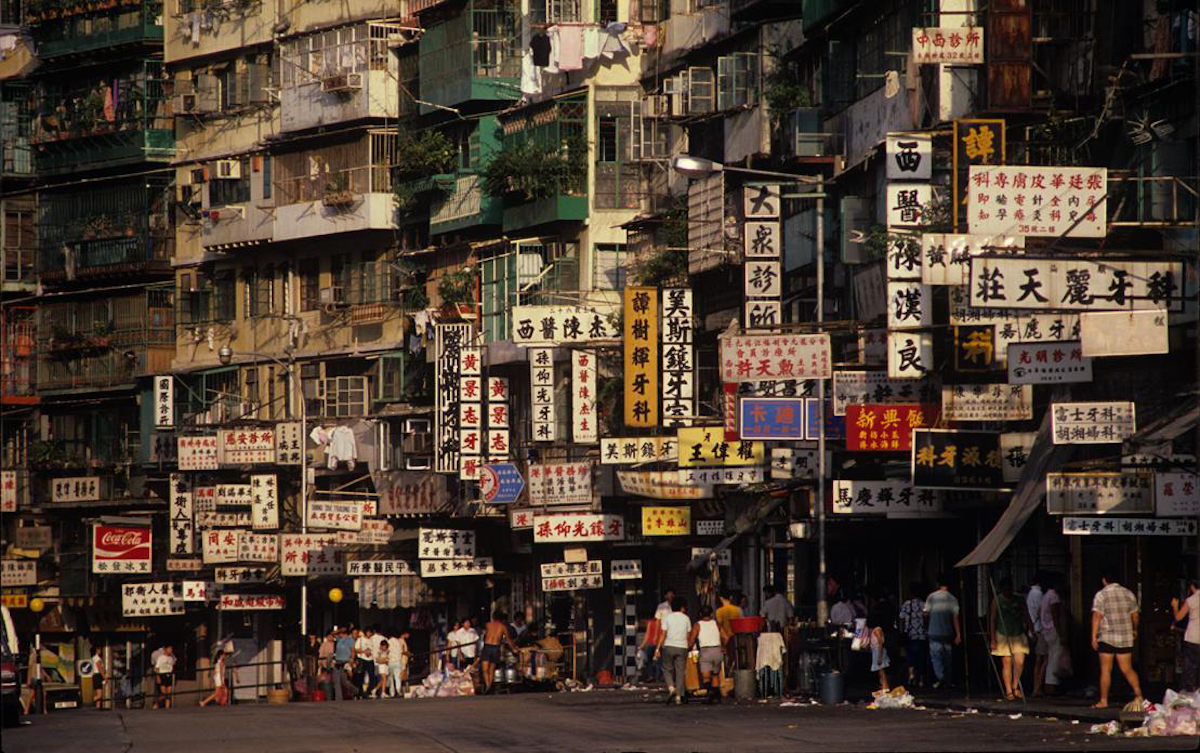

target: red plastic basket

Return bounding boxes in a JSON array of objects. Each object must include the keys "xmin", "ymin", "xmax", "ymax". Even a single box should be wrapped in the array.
[{"xmin": 730, "ymin": 616, "xmax": 765, "ymax": 634}]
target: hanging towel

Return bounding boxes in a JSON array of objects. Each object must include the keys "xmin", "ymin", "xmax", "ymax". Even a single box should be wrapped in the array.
[
  {"xmin": 327, "ymin": 425, "xmax": 358, "ymax": 471},
  {"xmin": 755, "ymin": 632, "xmax": 787, "ymax": 672},
  {"xmin": 557, "ymin": 24, "xmax": 584, "ymax": 71},
  {"xmin": 581, "ymin": 26, "xmax": 602, "ymax": 61},
  {"xmin": 642, "ymin": 24, "xmax": 658, "ymax": 49},
  {"xmin": 529, "ymin": 32, "xmax": 551, "ymax": 67},
  {"xmin": 521, "ymin": 51, "xmax": 543, "ymax": 96},
  {"xmin": 545, "ymin": 26, "xmax": 561, "ymax": 73},
  {"xmin": 600, "ymin": 26, "xmax": 631, "ymax": 60}
]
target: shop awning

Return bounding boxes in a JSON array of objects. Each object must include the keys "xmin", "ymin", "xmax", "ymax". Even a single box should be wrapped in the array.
[
  {"xmin": 1126, "ymin": 397, "xmax": 1198, "ymax": 446},
  {"xmin": 956, "ymin": 407, "xmax": 1073, "ymax": 568}
]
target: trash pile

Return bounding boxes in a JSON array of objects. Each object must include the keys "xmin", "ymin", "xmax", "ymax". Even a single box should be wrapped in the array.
[
  {"xmin": 866, "ymin": 686, "xmax": 915, "ymax": 710},
  {"xmin": 1087, "ymin": 690, "xmax": 1200, "ymax": 737},
  {"xmin": 406, "ymin": 668, "xmax": 476, "ymax": 699}
]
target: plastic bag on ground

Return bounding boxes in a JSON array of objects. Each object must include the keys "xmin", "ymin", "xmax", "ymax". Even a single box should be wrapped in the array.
[{"xmin": 867, "ymin": 686, "xmax": 915, "ymax": 710}]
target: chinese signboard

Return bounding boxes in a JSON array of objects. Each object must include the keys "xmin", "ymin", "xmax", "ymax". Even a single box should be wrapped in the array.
[
  {"xmin": 509, "ymin": 508, "xmax": 534, "ymax": 530},
  {"xmin": 1046, "ymin": 472, "xmax": 1153, "ymax": 515},
  {"xmin": 458, "ymin": 346, "xmax": 483, "ymax": 480},
  {"xmin": 279, "ymin": 533, "xmax": 342, "ymax": 576},
  {"xmin": 305, "ymin": 500, "xmax": 363, "ymax": 532},
  {"xmin": 528, "ymin": 462, "xmax": 593, "ymax": 508},
  {"xmin": 832, "ymin": 371, "xmax": 939, "ymax": 415},
  {"xmin": 677, "ymin": 427, "xmax": 764, "ymax": 467},
  {"xmin": 1155, "ymin": 472, "xmax": 1199, "ymax": 517},
  {"xmin": 641, "ymin": 506, "xmax": 691, "ymax": 536},
  {"xmin": 14, "ymin": 526, "xmax": 51, "ymax": 550},
  {"xmin": 1080, "ymin": 310, "xmax": 1169, "ymax": 357},
  {"xmin": 662, "ymin": 288, "xmax": 695, "ymax": 428},
  {"xmin": 720, "ymin": 333, "xmax": 832, "ymax": 382},
  {"xmin": 236, "ymin": 532, "xmax": 278, "ymax": 563},
  {"xmin": 1051, "ymin": 401, "xmax": 1136, "ymax": 445},
  {"xmin": 178, "ymin": 434, "xmax": 219, "ymax": 470},
  {"xmin": 1007, "ymin": 342, "xmax": 1092, "ymax": 384},
  {"xmin": 480, "ymin": 463, "xmax": 524, "ymax": 505},
  {"xmin": 51, "ymin": 476, "xmax": 101, "ymax": 503},
  {"xmin": 832, "ymin": 481, "xmax": 942, "ymax": 515},
  {"xmin": 486, "ymin": 376, "xmax": 511, "ymax": 461},
  {"xmin": 202, "ymin": 529, "xmax": 241, "ymax": 564},
  {"xmin": 420, "ymin": 557, "xmax": 495, "ymax": 578},
  {"xmin": 122, "ymin": 582, "xmax": 184, "ymax": 617},
  {"xmin": 219, "ymin": 428, "xmax": 274, "ymax": 465},
  {"xmin": 92, "ymin": 524, "xmax": 152, "ymax": 574},
  {"xmin": 168, "ymin": 473, "xmax": 193, "ymax": 556},
  {"xmin": 617, "ymin": 471, "xmax": 712, "ymax": 500},
  {"xmin": 216, "ymin": 567, "xmax": 267, "ymax": 584},
  {"xmin": 182, "ymin": 581, "xmax": 214, "ymax": 601},
  {"xmin": 970, "ymin": 256, "xmax": 1183, "ymax": 311},
  {"xmin": 1062, "ymin": 517, "xmax": 1196, "ymax": 537},
  {"xmin": 968, "ymin": 166, "xmax": 1106, "ymax": 238},
  {"xmin": 624, "ymin": 286, "xmax": 659, "ymax": 427},
  {"xmin": 887, "ymin": 134, "xmax": 932, "ymax": 180},
  {"xmin": 250, "ymin": 474, "xmax": 278, "ymax": 531},
  {"xmin": 572, "ymin": 350, "xmax": 598, "ymax": 443},
  {"xmin": 677, "ymin": 467, "xmax": 766, "ymax": 485},
  {"xmin": 275, "ymin": 422, "xmax": 303, "ymax": 465},
  {"xmin": 886, "ymin": 184, "xmax": 933, "ymax": 229},
  {"xmin": 887, "ymin": 331, "xmax": 933, "ymax": 378},
  {"xmin": 912, "ymin": 429, "xmax": 1006, "ymax": 490},
  {"xmin": 338, "ymin": 519, "xmax": 394, "ymax": 546},
  {"xmin": 600, "ymin": 436, "xmax": 678, "ymax": 465},
  {"xmin": 542, "ymin": 573, "xmax": 604, "ymax": 591},
  {"xmin": 219, "ymin": 594, "xmax": 285, "ymax": 610},
  {"xmin": 1, "ymin": 470, "xmax": 16, "ymax": 512},
  {"xmin": 1000, "ymin": 432, "xmax": 1035, "ymax": 483},
  {"xmin": 771, "ymin": 446, "xmax": 823, "ymax": 480},
  {"xmin": 921, "ymin": 233, "xmax": 1024, "ymax": 286},
  {"xmin": 435, "ymin": 323, "xmax": 472, "ymax": 473},
  {"xmin": 511, "ymin": 305, "xmax": 619, "ymax": 345},
  {"xmin": 912, "ymin": 26, "xmax": 984, "ymax": 64},
  {"xmin": 154, "ymin": 375, "xmax": 173, "ymax": 429},
  {"xmin": 954, "ymin": 325, "xmax": 997, "ymax": 371},
  {"xmin": 739, "ymin": 398, "xmax": 806, "ymax": 439},
  {"xmin": 887, "ymin": 281, "xmax": 932, "ymax": 329},
  {"xmin": 347, "ymin": 560, "xmax": 417, "ymax": 576},
  {"xmin": 533, "ymin": 513, "xmax": 624, "ymax": 543},
  {"xmin": 846, "ymin": 404, "xmax": 937, "ymax": 452},
  {"xmin": 744, "ymin": 220, "xmax": 780, "ymax": 259},
  {"xmin": 611, "ymin": 559, "xmax": 642, "ymax": 580},
  {"xmin": 529, "ymin": 346, "xmax": 557, "ymax": 442},
  {"xmin": 950, "ymin": 285, "xmax": 1081, "ymax": 365},
  {"xmin": 941, "ymin": 384, "xmax": 1033, "ymax": 421},
  {"xmin": 1, "ymin": 559, "xmax": 36, "ymax": 586},
  {"xmin": 215, "ymin": 483, "xmax": 253, "ymax": 508},
  {"xmin": 417, "ymin": 528, "xmax": 476, "ymax": 559},
  {"xmin": 953, "ymin": 119, "xmax": 1005, "ymax": 229}
]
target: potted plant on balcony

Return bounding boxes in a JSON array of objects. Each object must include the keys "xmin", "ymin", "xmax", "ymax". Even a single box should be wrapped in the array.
[
  {"xmin": 436, "ymin": 266, "xmax": 476, "ymax": 320},
  {"xmin": 322, "ymin": 173, "xmax": 356, "ymax": 209},
  {"xmin": 481, "ymin": 135, "xmax": 586, "ymax": 205}
]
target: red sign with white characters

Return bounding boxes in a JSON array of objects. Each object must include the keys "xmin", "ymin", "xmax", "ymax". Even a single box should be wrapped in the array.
[
  {"xmin": 846, "ymin": 404, "xmax": 939, "ymax": 453},
  {"xmin": 92, "ymin": 524, "xmax": 152, "ymax": 574}
]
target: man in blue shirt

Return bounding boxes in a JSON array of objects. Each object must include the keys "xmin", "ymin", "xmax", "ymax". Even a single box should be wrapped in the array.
[
  {"xmin": 332, "ymin": 626, "xmax": 355, "ymax": 700},
  {"xmin": 923, "ymin": 574, "xmax": 962, "ymax": 689}
]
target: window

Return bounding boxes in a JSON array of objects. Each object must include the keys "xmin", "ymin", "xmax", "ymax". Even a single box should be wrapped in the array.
[
  {"xmin": 262, "ymin": 155, "xmax": 272, "ymax": 200},
  {"xmin": 209, "ymin": 157, "xmax": 251, "ymax": 207},
  {"xmin": 595, "ymin": 92, "xmax": 641, "ymax": 210},
  {"xmin": 247, "ymin": 265, "xmax": 275, "ymax": 318},
  {"xmin": 640, "ymin": 0, "xmax": 669, "ymax": 23},
  {"xmin": 597, "ymin": 0, "xmax": 617, "ymax": 25},
  {"xmin": 214, "ymin": 271, "xmax": 236, "ymax": 320},
  {"xmin": 593, "ymin": 243, "xmax": 627, "ymax": 290},
  {"xmin": 717, "ymin": 53, "xmax": 761, "ymax": 110},
  {"xmin": 266, "ymin": 366, "xmax": 278, "ymax": 420},
  {"xmin": 324, "ymin": 376, "xmax": 368, "ymax": 417},
  {"xmin": 329, "ymin": 254, "xmax": 350, "ymax": 303},
  {"xmin": 243, "ymin": 367, "xmax": 259, "ymax": 419},
  {"xmin": 377, "ymin": 352, "xmax": 406, "ymax": 404},
  {"xmin": 300, "ymin": 258, "xmax": 320, "ymax": 311},
  {"xmin": 481, "ymin": 251, "xmax": 518, "ymax": 343}
]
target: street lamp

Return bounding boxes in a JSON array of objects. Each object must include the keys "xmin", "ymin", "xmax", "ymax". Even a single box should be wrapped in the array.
[
  {"xmin": 672, "ymin": 153, "xmax": 831, "ymax": 627},
  {"xmin": 217, "ymin": 344, "xmax": 310, "ymax": 637}
]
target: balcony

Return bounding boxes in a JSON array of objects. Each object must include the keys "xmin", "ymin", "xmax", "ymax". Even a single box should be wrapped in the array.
[
  {"xmin": 503, "ymin": 195, "xmax": 587, "ymax": 233},
  {"xmin": 418, "ymin": 0, "xmax": 519, "ymax": 114},
  {"xmin": 27, "ymin": 0, "xmax": 164, "ymax": 59},
  {"xmin": 1, "ymin": 305, "xmax": 36, "ymax": 405},
  {"xmin": 279, "ymin": 22, "xmax": 403, "ymax": 134},
  {"xmin": 37, "ymin": 177, "xmax": 172, "ymax": 282},
  {"xmin": 1, "ymin": 83, "xmax": 34, "ymax": 180},
  {"xmin": 37, "ymin": 286, "xmax": 174, "ymax": 393},
  {"xmin": 1108, "ymin": 175, "xmax": 1198, "ymax": 228},
  {"xmin": 31, "ymin": 60, "xmax": 174, "ymax": 175},
  {"xmin": 495, "ymin": 93, "xmax": 587, "ymax": 233},
  {"xmin": 430, "ymin": 173, "xmax": 502, "ymax": 235},
  {"xmin": 781, "ymin": 107, "xmax": 844, "ymax": 162}
]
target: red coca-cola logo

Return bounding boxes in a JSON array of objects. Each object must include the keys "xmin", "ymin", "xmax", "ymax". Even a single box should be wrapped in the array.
[
  {"xmin": 93, "ymin": 525, "xmax": 151, "ymax": 561},
  {"xmin": 101, "ymin": 531, "xmax": 144, "ymax": 547}
]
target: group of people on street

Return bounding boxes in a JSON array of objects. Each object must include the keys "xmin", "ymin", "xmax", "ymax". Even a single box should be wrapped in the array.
[{"xmin": 315, "ymin": 625, "xmax": 410, "ymax": 701}]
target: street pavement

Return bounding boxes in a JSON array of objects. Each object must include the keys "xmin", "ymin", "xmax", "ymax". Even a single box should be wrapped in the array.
[{"xmin": 5, "ymin": 690, "xmax": 1195, "ymax": 753}]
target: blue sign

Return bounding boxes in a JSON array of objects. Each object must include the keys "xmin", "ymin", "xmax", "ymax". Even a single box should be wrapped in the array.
[
  {"xmin": 481, "ymin": 463, "xmax": 524, "ymax": 505},
  {"xmin": 740, "ymin": 398, "xmax": 806, "ymax": 439},
  {"xmin": 803, "ymin": 398, "xmax": 845, "ymax": 441}
]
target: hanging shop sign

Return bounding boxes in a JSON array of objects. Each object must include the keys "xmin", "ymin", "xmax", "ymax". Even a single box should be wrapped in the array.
[
  {"xmin": 347, "ymin": 560, "xmax": 417, "ymax": 577},
  {"xmin": 250, "ymin": 474, "xmax": 278, "ymax": 531},
  {"xmin": 542, "ymin": 568, "xmax": 604, "ymax": 592},
  {"xmin": 236, "ymin": 532, "xmax": 278, "ymax": 563},
  {"xmin": 511, "ymin": 305, "xmax": 619, "ymax": 345},
  {"xmin": 1062, "ymin": 517, "xmax": 1197, "ymax": 537},
  {"xmin": 695, "ymin": 519, "xmax": 724, "ymax": 536},
  {"xmin": 178, "ymin": 435, "xmax": 219, "ymax": 470},
  {"xmin": 624, "ymin": 286, "xmax": 659, "ymax": 428},
  {"xmin": 662, "ymin": 288, "xmax": 695, "ymax": 428},
  {"xmin": 275, "ymin": 422, "xmax": 303, "ymax": 465},
  {"xmin": 911, "ymin": 430, "xmax": 1006, "ymax": 490},
  {"xmin": 0, "ymin": 470, "xmax": 17, "ymax": 512},
  {"xmin": 1000, "ymin": 432, "xmax": 1036, "ymax": 484},
  {"xmin": 14, "ymin": 526, "xmax": 51, "ymax": 551},
  {"xmin": 1, "ymin": 560, "xmax": 36, "ymax": 587},
  {"xmin": 154, "ymin": 375, "xmax": 174, "ymax": 429},
  {"xmin": 739, "ymin": 397, "xmax": 806, "ymax": 440},
  {"xmin": 219, "ymin": 428, "xmax": 274, "ymax": 465},
  {"xmin": 305, "ymin": 500, "xmax": 363, "ymax": 532},
  {"xmin": 168, "ymin": 473, "xmax": 193, "ymax": 556},
  {"xmin": 744, "ymin": 220, "xmax": 780, "ymax": 259},
  {"xmin": 92, "ymin": 524, "xmax": 152, "ymax": 574},
  {"xmin": 832, "ymin": 371, "xmax": 939, "ymax": 416},
  {"xmin": 166, "ymin": 558, "xmax": 204, "ymax": 572},
  {"xmin": 122, "ymin": 582, "xmax": 184, "ymax": 617},
  {"xmin": 181, "ymin": 581, "xmax": 215, "ymax": 602},
  {"xmin": 541, "ymin": 561, "xmax": 603, "ymax": 579},
  {"xmin": 215, "ymin": 567, "xmax": 268, "ymax": 584},
  {"xmin": 953, "ymin": 325, "xmax": 997, "ymax": 371},
  {"xmin": 202, "ymin": 529, "xmax": 241, "ymax": 564},
  {"xmin": 611, "ymin": 559, "xmax": 642, "ymax": 580},
  {"xmin": 509, "ymin": 508, "xmax": 534, "ymax": 530},
  {"xmin": 967, "ymin": 166, "xmax": 1107, "ymax": 238},
  {"xmin": 771, "ymin": 446, "xmax": 823, "ymax": 480},
  {"xmin": 887, "ymin": 234, "xmax": 922, "ymax": 281},
  {"xmin": 952, "ymin": 119, "xmax": 1006, "ymax": 230},
  {"xmin": 744, "ymin": 183, "xmax": 780, "ymax": 218},
  {"xmin": 195, "ymin": 511, "xmax": 251, "ymax": 529},
  {"xmin": 51, "ymin": 476, "xmax": 102, "ymax": 503},
  {"xmin": 1155, "ymin": 472, "xmax": 1200, "ymax": 517},
  {"xmin": 1007, "ymin": 341, "xmax": 1092, "ymax": 384},
  {"xmin": 677, "ymin": 467, "xmax": 766, "ymax": 485},
  {"xmin": 677, "ymin": 427, "xmax": 764, "ymax": 467},
  {"xmin": 617, "ymin": 471, "xmax": 712, "ymax": 500},
  {"xmin": 434, "ymin": 323, "xmax": 472, "ymax": 473},
  {"xmin": 859, "ymin": 328, "xmax": 888, "ymax": 365},
  {"xmin": 941, "ymin": 384, "xmax": 1033, "ymax": 421},
  {"xmin": 480, "ymin": 463, "xmax": 524, "ymax": 506},
  {"xmin": 485, "ymin": 376, "xmax": 511, "ymax": 462},
  {"xmin": 950, "ymin": 287, "xmax": 1081, "ymax": 365},
  {"xmin": 804, "ymin": 397, "xmax": 846, "ymax": 441},
  {"xmin": 417, "ymin": 528, "xmax": 476, "ymax": 559},
  {"xmin": 1046, "ymin": 472, "xmax": 1154, "ymax": 515},
  {"xmin": 691, "ymin": 547, "xmax": 732, "ymax": 567},
  {"xmin": 215, "ymin": 483, "xmax": 253, "ymax": 509},
  {"xmin": 641, "ymin": 506, "xmax": 692, "ymax": 536},
  {"xmin": 279, "ymin": 533, "xmax": 343, "ymax": 576},
  {"xmin": 1080, "ymin": 310, "xmax": 1169, "ymax": 357},
  {"xmin": 854, "ymin": 264, "xmax": 887, "ymax": 322},
  {"xmin": 886, "ymin": 184, "xmax": 933, "ymax": 229},
  {"xmin": 912, "ymin": 27, "xmax": 983, "ymax": 64},
  {"xmin": 600, "ymin": 436, "xmax": 678, "ymax": 465},
  {"xmin": 338, "ymin": 519, "xmax": 394, "ymax": 546},
  {"xmin": 845, "ymin": 404, "xmax": 938, "ymax": 453},
  {"xmin": 218, "ymin": 594, "xmax": 285, "ymax": 610},
  {"xmin": 887, "ymin": 332, "xmax": 933, "ymax": 379},
  {"xmin": 533, "ymin": 513, "xmax": 624, "ymax": 543},
  {"xmin": 1051, "ymin": 401, "xmax": 1136, "ymax": 445},
  {"xmin": 420, "ymin": 558, "xmax": 495, "ymax": 578},
  {"xmin": 969, "ymin": 256, "xmax": 1184, "ymax": 311},
  {"xmin": 887, "ymin": 281, "xmax": 932, "ymax": 329},
  {"xmin": 832, "ymin": 481, "xmax": 942, "ymax": 515},
  {"xmin": 528, "ymin": 462, "xmax": 593, "ymax": 508},
  {"xmin": 458, "ymin": 347, "xmax": 484, "ymax": 480},
  {"xmin": 529, "ymin": 346, "xmax": 558, "ymax": 442},
  {"xmin": 921, "ymin": 234, "xmax": 1024, "ymax": 286},
  {"xmin": 571, "ymin": 350, "xmax": 599, "ymax": 442},
  {"xmin": 720, "ymin": 333, "xmax": 832, "ymax": 383},
  {"xmin": 886, "ymin": 133, "xmax": 932, "ymax": 180}
]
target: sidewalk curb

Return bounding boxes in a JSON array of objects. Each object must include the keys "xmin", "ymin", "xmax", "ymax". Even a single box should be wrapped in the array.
[{"xmin": 918, "ymin": 697, "xmax": 1119, "ymax": 725}]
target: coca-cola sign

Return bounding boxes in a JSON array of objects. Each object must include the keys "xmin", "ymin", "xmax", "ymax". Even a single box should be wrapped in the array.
[{"xmin": 92, "ymin": 524, "xmax": 152, "ymax": 575}]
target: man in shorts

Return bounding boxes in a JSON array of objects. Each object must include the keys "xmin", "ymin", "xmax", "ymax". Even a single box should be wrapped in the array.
[
  {"xmin": 689, "ymin": 605, "xmax": 724, "ymax": 703},
  {"xmin": 154, "ymin": 645, "xmax": 177, "ymax": 709},
  {"xmin": 1091, "ymin": 571, "xmax": 1144, "ymax": 709},
  {"xmin": 480, "ymin": 611, "xmax": 519, "ymax": 694}
]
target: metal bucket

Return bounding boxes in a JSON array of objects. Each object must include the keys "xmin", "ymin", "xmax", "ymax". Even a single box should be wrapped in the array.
[
  {"xmin": 818, "ymin": 671, "xmax": 845, "ymax": 705},
  {"xmin": 504, "ymin": 667, "xmax": 519, "ymax": 684}
]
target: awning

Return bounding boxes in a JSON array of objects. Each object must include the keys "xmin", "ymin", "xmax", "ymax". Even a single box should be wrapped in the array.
[
  {"xmin": 956, "ymin": 402, "xmax": 1073, "ymax": 568},
  {"xmin": 1126, "ymin": 397, "xmax": 1198, "ymax": 446}
]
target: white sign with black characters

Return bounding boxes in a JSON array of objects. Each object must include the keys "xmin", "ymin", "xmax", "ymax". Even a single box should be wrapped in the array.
[
  {"xmin": 969, "ymin": 257, "xmax": 1185, "ymax": 312},
  {"xmin": 744, "ymin": 221, "xmax": 781, "ymax": 259},
  {"xmin": 611, "ymin": 559, "xmax": 642, "ymax": 580},
  {"xmin": 887, "ymin": 282, "xmax": 932, "ymax": 329},
  {"xmin": 743, "ymin": 184, "xmax": 780, "ymax": 219},
  {"xmin": 887, "ymin": 332, "xmax": 933, "ymax": 379},
  {"xmin": 250, "ymin": 474, "xmax": 278, "ymax": 531},
  {"xmin": 1046, "ymin": 472, "xmax": 1153, "ymax": 515},
  {"xmin": 886, "ymin": 134, "xmax": 932, "ymax": 180},
  {"xmin": 886, "ymin": 234, "xmax": 923, "ymax": 281},
  {"xmin": 677, "ymin": 467, "xmax": 765, "ymax": 486},
  {"xmin": 216, "ymin": 567, "xmax": 268, "ymax": 584},
  {"xmin": 154, "ymin": 375, "xmax": 174, "ymax": 429},
  {"xmin": 745, "ymin": 261, "xmax": 782, "ymax": 299},
  {"xmin": 417, "ymin": 528, "xmax": 476, "ymax": 560},
  {"xmin": 1000, "ymin": 432, "xmax": 1036, "ymax": 484},
  {"xmin": 169, "ymin": 473, "xmax": 194, "ymax": 556},
  {"xmin": 661, "ymin": 288, "xmax": 695, "ymax": 429},
  {"xmin": 275, "ymin": 422, "xmax": 303, "ymax": 465},
  {"xmin": 942, "ymin": 384, "xmax": 1033, "ymax": 421},
  {"xmin": 511, "ymin": 305, "xmax": 619, "ymax": 345},
  {"xmin": 122, "ymin": 582, "xmax": 185, "ymax": 617},
  {"xmin": 832, "ymin": 481, "xmax": 942, "ymax": 515},
  {"xmin": 420, "ymin": 557, "xmax": 494, "ymax": 578},
  {"xmin": 1051, "ymin": 401, "xmax": 1136, "ymax": 445},
  {"xmin": 435, "ymin": 323, "xmax": 472, "ymax": 474},
  {"xmin": 886, "ymin": 183, "xmax": 933, "ymax": 229},
  {"xmin": 1063, "ymin": 517, "xmax": 1197, "ymax": 537},
  {"xmin": 921, "ymin": 234, "xmax": 1024, "ymax": 286},
  {"xmin": 347, "ymin": 560, "xmax": 417, "ymax": 577},
  {"xmin": 832, "ymin": 371, "xmax": 940, "ymax": 416}
]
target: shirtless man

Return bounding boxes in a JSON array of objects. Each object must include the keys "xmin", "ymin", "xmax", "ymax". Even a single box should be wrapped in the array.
[{"xmin": 481, "ymin": 610, "xmax": 520, "ymax": 694}]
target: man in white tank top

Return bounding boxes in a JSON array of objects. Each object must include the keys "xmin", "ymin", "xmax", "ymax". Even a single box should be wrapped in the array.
[{"xmin": 688, "ymin": 605, "xmax": 724, "ymax": 703}]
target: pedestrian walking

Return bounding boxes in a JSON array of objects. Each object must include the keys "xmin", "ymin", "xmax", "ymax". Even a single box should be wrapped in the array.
[
  {"xmin": 655, "ymin": 588, "xmax": 675, "ymax": 623},
  {"xmin": 332, "ymin": 626, "xmax": 355, "ymax": 701},
  {"xmin": 866, "ymin": 590, "xmax": 894, "ymax": 693},
  {"xmin": 356, "ymin": 627, "xmax": 377, "ymax": 697},
  {"xmin": 898, "ymin": 582, "xmax": 929, "ymax": 688},
  {"xmin": 373, "ymin": 640, "xmax": 391, "ymax": 699},
  {"xmin": 389, "ymin": 631, "xmax": 410, "ymax": 697},
  {"xmin": 1090, "ymin": 571, "xmax": 1143, "ymax": 709},
  {"xmin": 1025, "ymin": 572, "xmax": 1047, "ymax": 697},
  {"xmin": 989, "ymin": 577, "xmax": 1034, "ymax": 701},
  {"xmin": 688, "ymin": 605, "xmax": 723, "ymax": 703},
  {"xmin": 1038, "ymin": 575, "xmax": 1068, "ymax": 696},
  {"xmin": 90, "ymin": 645, "xmax": 105, "ymax": 709},
  {"xmin": 153, "ymin": 645, "xmax": 176, "ymax": 709},
  {"xmin": 481, "ymin": 610, "xmax": 519, "ymax": 694},
  {"xmin": 923, "ymin": 574, "xmax": 961, "ymax": 689},
  {"xmin": 654, "ymin": 597, "xmax": 691, "ymax": 705},
  {"xmin": 637, "ymin": 615, "xmax": 663, "ymax": 684},
  {"xmin": 199, "ymin": 645, "xmax": 229, "ymax": 707},
  {"xmin": 1169, "ymin": 578, "xmax": 1199, "ymax": 691}
]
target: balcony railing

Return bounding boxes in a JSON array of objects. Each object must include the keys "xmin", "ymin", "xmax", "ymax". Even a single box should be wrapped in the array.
[
  {"xmin": 1, "ymin": 305, "xmax": 36, "ymax": 403},
  {"xmin": 1109, "ymin": 175, "xmax": 1198, "ymax": 227},
  {"xmin": 28, "ymin": 0, "xmax": 164, "ymax": 59},
  {"xmin": 418, "ymin": 1, "xmax": 520, "ymax": 113},
  {"xmin": 275, "ymin": 164, "xmax": 394, "ymax": 206}
]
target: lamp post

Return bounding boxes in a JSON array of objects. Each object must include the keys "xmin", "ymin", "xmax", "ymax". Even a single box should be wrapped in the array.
[
  {"xmin": 217, "ymin": 344, "xmax": 309, "ymax": 637},
  {"xmin": 671, "ymin": 155, "xmax": 830, "ymax": 626}
]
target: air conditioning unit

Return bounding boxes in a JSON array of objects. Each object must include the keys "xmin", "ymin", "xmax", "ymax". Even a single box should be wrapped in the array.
[
  {"xmin": 214, "ymin": 159, "xmax": 242, "ymax": 179},
  {"xmin": 404, "ymin": 456, "xmax": 432, "ymax": 471},
  {"xmin": 403, "ymin": 418, "xmax": 431, "ymax": 434},
  {"xmin": 174, "ymin": 92, "xmax": 219, "ymax": 116},
  {"xmin": 643, "ymin": 94, "xmax": 667, "ymax": 119},
  {"xmin": 322, "ymin": 72, "xmax": 363, "ymax": 93}
]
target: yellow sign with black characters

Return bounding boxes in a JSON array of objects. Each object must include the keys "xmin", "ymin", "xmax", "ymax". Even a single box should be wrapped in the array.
[
  {"xmin": 641, "ymin": 506, "xmax": 692, "ymax": 536},
  {"xmin": 676, "ymin": 427, "xmax": 765, "ymax": 467},
  {"xmin": 624, "ymin": 287, "xmax": 659, "ymax": 428},
  {"xmin": 953, "ymin": 118, "xmax": 1006, "ymax": 229}
]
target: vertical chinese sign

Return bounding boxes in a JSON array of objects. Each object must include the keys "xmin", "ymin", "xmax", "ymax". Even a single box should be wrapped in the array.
[
  {"xmin": 530, "ymin": 348, "xmax": 557, "ymax": 441},
  {"xmin": 154, "ymin": 375, "xmax": 174, "ymax": 429},
  {"xmin": 624, "ymin": 287, "xmax": 659, "ymax": 428},
  {"xmin": 459, "ymin": 346, "xmax": 483, "ymax": 479},
  {"xmin": 487, "ymin": 376, "xmax": 510, "ymax": 459},
  {"xmin": 661, "ymin": 288, "xmax": 694, "ymax": 428},
  {"xmin": 434, "ymin": 323, "xmax": 473, "ymax": 473},
  {"xmin": 743, "ymin": 184, "xmax": 781, "ymax": 328},
  {"xmin": 953, "ymin": 118, "xmax": 1005, "ymax": 229},
  {"xmin": 168, "ymin": 472, "xmax": 193, "ymax": 555},
  {"xmin": 572, "ymin": 351, "xmax": 598, "ymax": 443},
  {"xmin": 250, "ymin": 474, "xmax": 278, "ymax": 530}
]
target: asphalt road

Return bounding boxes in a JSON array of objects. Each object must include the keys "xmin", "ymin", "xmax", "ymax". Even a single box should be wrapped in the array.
[{"xmin": 5, "ymin": 691, "xmax": 1195, "ymax": 753}]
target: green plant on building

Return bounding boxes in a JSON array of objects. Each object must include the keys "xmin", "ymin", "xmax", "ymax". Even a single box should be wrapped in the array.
[
  {"xmin": 436, "ymin": 266, "xmax": 476, "ymax": 306},
  {"xmin": 480, "ymin": 135, "xmax": 587, "ymax": 203}
]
